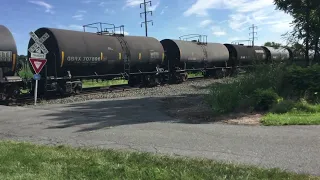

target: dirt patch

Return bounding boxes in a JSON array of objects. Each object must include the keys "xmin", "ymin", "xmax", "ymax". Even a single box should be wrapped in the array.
[{"xmin": 159, "ymin": 94, "xmax": 262, "ymax": 126}]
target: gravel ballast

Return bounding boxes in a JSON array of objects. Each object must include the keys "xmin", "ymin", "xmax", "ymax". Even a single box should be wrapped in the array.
[{"xmin": 30, "ymin": 78, "xmax": 226, "ymax": 105}]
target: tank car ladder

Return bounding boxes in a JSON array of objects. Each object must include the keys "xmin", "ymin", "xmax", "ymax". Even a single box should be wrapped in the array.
[
  {"xmin": 199, "ymin": 44, "xmax": 208, "ymax": 69},
  {"xmin": 115, "ymin": 36, "xmax": 131, "ymax": 79}
]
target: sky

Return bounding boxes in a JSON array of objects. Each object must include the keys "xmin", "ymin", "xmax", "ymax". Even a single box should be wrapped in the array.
[{"xmin": 1, "ymin": 0, "xmax": 294, "ymax": 55}]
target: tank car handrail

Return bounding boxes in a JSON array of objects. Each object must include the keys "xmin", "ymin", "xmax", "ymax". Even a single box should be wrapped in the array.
[
  {"xmin": 83, "ymin": 25, "xmax": 99, "ymax": 33},
  {"xmin": 100, "ymin": 23, "xmax": 116, "ymax": 33},
  {"xmin": 231, "ymin": 40, "xmax": 251, "ymax": 46},
  {"xmin": 83, "ymin": 22, "xmax": 125, "ymax": 36},
  {"xmin": 83, "ymin": 22, "xmax": 116, "ymax": 34},
  {"xmin": 179, "ymin": 34, "xmax": 207, "ymax": 44}
]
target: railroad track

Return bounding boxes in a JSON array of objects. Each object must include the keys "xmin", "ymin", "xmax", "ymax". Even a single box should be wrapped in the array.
[{"xmin": 3, "ymin": 76, "xmax": 207, "ymax": 106}]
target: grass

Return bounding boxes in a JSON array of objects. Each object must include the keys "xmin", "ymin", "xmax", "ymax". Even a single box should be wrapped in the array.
[
  {"xmin": 262, "ymin": 112, "xmax": 320, "ymax": 126},
  {"xmin": 261, "ymin": 102, "xmax": 320, "ymax": 126},
  {"xmin": 0, "ymin": 141, "xmax": 318, "ymax": 180},
  {"xmin": 82, "ymin": 79, "xmax": 128, "ymax": 88},
  {"xmin": 188, "ymin": 72, "xmax": 203, "ymax": 78}
]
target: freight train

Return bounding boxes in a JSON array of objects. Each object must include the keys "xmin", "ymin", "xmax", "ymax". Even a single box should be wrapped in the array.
[
  {"xmin": 0, "ymin": 23, "xmax": 294, "ymax": 101},
  {"xmin": 0, "ymin": 25, "xmax": 23, "ymax": 101}
]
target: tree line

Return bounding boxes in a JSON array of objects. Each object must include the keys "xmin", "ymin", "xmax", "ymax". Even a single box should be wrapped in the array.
[{"xmin": 273, "ymin": 0, "xmax": 320, "ymax": 65}]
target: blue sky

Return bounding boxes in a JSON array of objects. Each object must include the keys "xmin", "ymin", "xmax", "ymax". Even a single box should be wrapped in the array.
[{"xmin": 1, "ymin": 0, "xmax": 294, "ymax": 55}]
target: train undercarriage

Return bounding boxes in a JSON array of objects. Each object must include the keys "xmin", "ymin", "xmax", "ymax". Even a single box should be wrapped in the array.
[
  {"xmin": 0, "ymin": 78, "xmax": 23, "ymax": 103},
  {"xmin": 28, "ymin": 65, "xmax": 232, "ymax": 98}
]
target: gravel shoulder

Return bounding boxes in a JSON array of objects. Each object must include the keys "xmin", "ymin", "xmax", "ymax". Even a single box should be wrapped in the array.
[{"xmin": 159, "ymin": 94, "xmax": 262, "ymax": 125}]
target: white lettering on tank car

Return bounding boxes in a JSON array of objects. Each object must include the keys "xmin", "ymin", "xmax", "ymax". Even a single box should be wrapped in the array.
[
  {"xmin": 150, "ymin": 52, "xmax": 159, "ymax": 59},
  {"xmin": 66, "ymin": 56, "xmax": 101, "ymax": 62},
  {"xmin": 108, "ymin": 47, "xmax": 114, "ymax": 51},
  {"xmin": 0, "ymin": 51, "xmax": 12, "ymax": 62},
  {"xmin": 187, "ymin": 57, "xmax": 197, "ymax": 61},
  {"xmin": 255, "ymin": 50, "xmax": 264, "ymax": 53}
]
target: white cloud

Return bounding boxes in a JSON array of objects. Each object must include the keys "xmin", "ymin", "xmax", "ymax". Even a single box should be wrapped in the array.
[
  {"xmin": 28, "ymin": 1, "xmax": 54, "ymax": 14},
  {"xmin": 82, "ymin": 0, "xmax": 95, "ymax": 3},
  {"xmin": 148, "ymin": 2, "xmax": 160, "ymax": 11},
  {"xmin": 125, "ymin": 0, "xmax": 143, "ymax": 7},
  {"xmin": 184, "ymin": 0, "xmax": 273, "ymax": 17},
  {"xmin": 228, "ymin": 36, "xmax": 252, "ymax": 45},
  {"xmin": 236, "ymin": 0, "xmax": 273, "ymax": 13},
  {"xmin": 177, "ymin": 27, "xmax": 188, "ymax": 32},
  {"xmin": 99, "ymin": 1, "xmax": 118, "ymax": 7},
  {"xmin": 228, "ymin": 13, "xmax": 250, "ymax": 31},
  {"xmin": 72, "ymin": 10, "xmax": 87, "ymax": 21},
  {"xmin": 124, "ymin": 0, "xmax": 160, "ymax": 11},
  {"xmin": 184, "ymin": 0, "xmax": 293, "ymax": 35},
  {"xmin": 211, "ymin": 26, "xmax": 226, "ymax": 36},
  {"xmin": 72, "ymin": 14, "xmax": 84, "ymax": 20},
  {"xmin": 115, "ymin": 31, "xmax": 129, "ymax": 35},
  {"xmin": 105, "ymin": 9, "xmax": 116, "ymax": 14},
  {"xmin": 199, "ymin": 19, "xmax": 213, "ymax": 27},
  {"xmin": 160, "ymin": 6, "xmax": 168, "ymax": 15},
  {"xmin": 268, "ymin": 21, "xmax": 293, "ymax": 33},
  {"xmin": 57, "ymin": 24, "xmax": 83, "ymax": 31},
  {"xmin": 228, "ymin": 36, "xmax": 247, "ymax": 42},
  {"xmin": 77, "ymin": 10, "xmax": 87, "ymax": 13},
  {"xmin": 213, "ymin": 31, "xmax": 226, "ymax": 36},
  {"xmin": 228, "ymin": 9, "xmax": 293, "ymax": 33}
]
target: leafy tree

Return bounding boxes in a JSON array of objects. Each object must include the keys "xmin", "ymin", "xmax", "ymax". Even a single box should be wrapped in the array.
[
  {"xmin": 274, "ymin": 0, "xmax": 320, "ymax": 65},
  {"xmin": 264, "ymin": 42, "xmax": 282, "ymax": 49}
]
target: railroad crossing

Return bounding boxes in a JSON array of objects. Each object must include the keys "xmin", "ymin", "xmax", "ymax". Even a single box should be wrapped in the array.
[
  {"xmin": 28, "ymin": 31, "xmax": 49, "ymax": 58},
  {"xmin": 28, "ymin": 31, "xmax": 49, "ymax": 105}
]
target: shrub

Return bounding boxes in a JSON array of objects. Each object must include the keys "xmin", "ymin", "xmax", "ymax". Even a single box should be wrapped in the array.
[
  {"xmin": 207, "ymin": 64, "xmax": 286, "ymax": 114},
  {"xmin": 253, "ymin": 88, "xmax": 280, "ymax": 111},
  {"xmin": 206, "ymin": 81, "xmax": 242, "ymax": 114},
  {"xmin": 270, "ymin": 100, "xmax": 296, "ymax": 114},
  {"xmin": 207, "ymin": 62, "xmax": 320, "ymax": 115},
  {"xmin": 270, "ymin": 99, "xmax": 320, "ymax": 114},
  {"xmin": 282, "ymin": 64, "xmax": 320, "ymax": 102},
  {"xmin": 293, "ymin": 99, "xmax": 320, "ymax": 113}
]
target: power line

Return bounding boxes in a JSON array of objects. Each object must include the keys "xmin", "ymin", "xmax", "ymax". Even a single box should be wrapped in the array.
[
  {"xmin": 140, "ymin": 0, "xmax": 153, "ymax": 37},
  {"xmin": 249, "ymin": 24, "xmax": 258, "ymax": 46}
]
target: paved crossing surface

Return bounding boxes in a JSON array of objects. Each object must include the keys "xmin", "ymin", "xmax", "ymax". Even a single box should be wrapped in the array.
[{"xmin": 0, "ymin": 97, "xmax": 319, "ymax": 176}]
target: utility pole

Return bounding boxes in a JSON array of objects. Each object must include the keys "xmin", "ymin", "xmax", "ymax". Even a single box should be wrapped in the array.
[
  {"xmin": 249, "ymin": 24, "xmax": 258, "ymax": 46},
  {"xmin": 140, "ymin": 0, "xmax": 153, "ymax": 37}
]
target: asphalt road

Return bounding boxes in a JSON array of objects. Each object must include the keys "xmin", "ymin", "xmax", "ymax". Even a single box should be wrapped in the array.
[{"xmin": 0, "ymin": 96, "xmax": 319, "ymax": 176}]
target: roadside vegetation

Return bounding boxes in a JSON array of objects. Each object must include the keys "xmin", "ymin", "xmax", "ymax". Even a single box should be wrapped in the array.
[
  {"xmin": 0, "ymin": 141, "xmax": 318, "ymax": 180},
  {"xmin": 206, "ymin": 63, "xmax": 320, "ymax": 126}
]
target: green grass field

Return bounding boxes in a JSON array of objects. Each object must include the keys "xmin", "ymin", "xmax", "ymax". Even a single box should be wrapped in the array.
[
  {"xmin": 262, "ymin": 112, "xmax": 320, "ymax": 126},
  {"xmin": 0, "ymin": 141, "xmax": 318, "ymax": 180},
  {"xmin": 261, "ymin": 102, "xmax": 320, "ymax": 126}
]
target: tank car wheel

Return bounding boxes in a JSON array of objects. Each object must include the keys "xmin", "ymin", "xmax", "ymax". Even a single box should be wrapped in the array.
[
  {"xmin": 74, "ymin": 86, "xmax": 82, "ymax": 95},
  {"xmin": 128, "ymin": 76, "xmax": 139, "ymax": 87},
  {"xmin": 203, "ymin": 71, "xmax": 210, "ymax": 78},
  {"xmin": 181, "ymin": 73, "xmax": 188, "ymax": 82}
]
